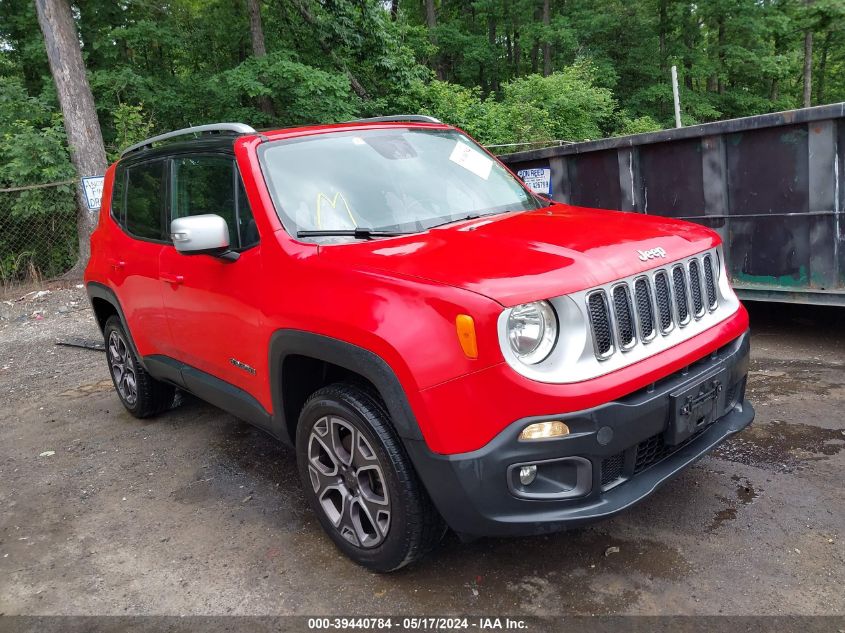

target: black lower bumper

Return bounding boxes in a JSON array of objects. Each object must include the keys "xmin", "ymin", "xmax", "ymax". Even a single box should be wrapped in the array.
[{"xmin": 406, "ymin": 330, "xmax": 754, "ymax": 537}]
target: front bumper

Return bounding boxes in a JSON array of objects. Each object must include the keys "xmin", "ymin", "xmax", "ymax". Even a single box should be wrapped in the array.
[{"xmin": 405, "ymin": 330, "xmax": 753, "ymax": 537}]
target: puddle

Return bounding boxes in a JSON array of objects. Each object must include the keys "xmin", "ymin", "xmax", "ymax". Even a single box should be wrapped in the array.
[
  {"xmin": 707, "ymin": 507, "xmax": 737, "ymax": 533},
  {"xmin": 714, "ymin": 420, "xmax": 845, "ymax": 473},
  {"xmin": 706, "ymin": 478, "xmax": 759, "ymax": 533},
  {"xmin": 735, "ymin": 478, "xmax": 758, "ymax": 504}
]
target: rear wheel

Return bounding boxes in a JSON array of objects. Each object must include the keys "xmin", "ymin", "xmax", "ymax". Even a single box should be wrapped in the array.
[
  {"xmin": 104, "ymin": 316, "xmax": 175, "ymax": 418},
  {"xmin": 296, "ymin": 383, "xmax": 444, "ymax": 572}
]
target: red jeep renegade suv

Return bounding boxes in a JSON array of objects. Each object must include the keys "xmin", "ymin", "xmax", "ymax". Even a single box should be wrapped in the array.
[{"xmin": 85, "ymin": 116, "xmax": 753, "ymax": 571}]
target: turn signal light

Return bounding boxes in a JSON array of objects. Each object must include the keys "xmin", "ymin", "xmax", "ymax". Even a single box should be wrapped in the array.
[
  {"xmin": 455, "ymin": 314, "xmax": 478, "ymax": 359},
  {"xmin": 519, "ymin": 421, "xmax": 570, "ymax": 440}
]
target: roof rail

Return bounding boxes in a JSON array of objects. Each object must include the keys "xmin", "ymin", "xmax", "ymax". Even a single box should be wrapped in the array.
[
  {"xmin": 120, "ymin": 123, "xmax": 257, "ymax": 157},
  {"xmin": 351, "ymin": 115, "xmax": 442, "ymax": 124}
]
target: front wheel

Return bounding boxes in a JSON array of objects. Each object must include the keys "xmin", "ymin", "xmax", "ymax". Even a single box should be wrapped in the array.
[
  {"xmin": 104, "ymin": 316, "xmax": 175, "ymax": 418},
  {"xmin": 296, "ymin": 383, "xmax": 444, "ymax": 572}
]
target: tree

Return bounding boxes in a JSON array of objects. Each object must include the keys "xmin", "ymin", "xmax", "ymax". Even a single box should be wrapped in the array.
[
  {"xmin": 33, "ymin": 0, "xmax": 107, "ymax": 276},
  {"xmin": 246, "ymin": 0, "xmax": 275, "ymax": 117},
  {"xmin": 542, "ymin": 0, "xmax": 551, "ymax": 76},
  {"xmin": 803, "ymin": 0, "xmax": 814, "ymax": 107},
  {"xmin": 424, "ymin": 0, "xmax": 444, "ymax": 79}
]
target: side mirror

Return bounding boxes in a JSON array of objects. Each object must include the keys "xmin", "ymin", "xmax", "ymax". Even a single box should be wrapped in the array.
[{"xmin": 170, "ymin": 214, "xmax": 238, "ymax": 261}]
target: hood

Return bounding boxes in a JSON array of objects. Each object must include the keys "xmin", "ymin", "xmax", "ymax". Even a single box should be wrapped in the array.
[{"xmin": 316, "ymin": 203, "xmax": 720, "ymax": 306}]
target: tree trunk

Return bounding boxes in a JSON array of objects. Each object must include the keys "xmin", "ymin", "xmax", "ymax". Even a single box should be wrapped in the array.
[
  {"xmin": 488, "ymin": 15, "xmax": 498, "ymax": 92},
  {"xmin": 803, "ymin": 29, "xmax": 813, "ymax": 107},
  {"xmin": 682, "ymin": 3, "xmax": 695, "ymax": 90},
  {"xmin": 248, "ymin": 0, "xmax": 267, "ymax": 56},
  {"xmin": 717, "ymin": 16, "xmax": 725, "ymax": 94},
  {"xmin": 803, "ymin": 0, "xmax": 814, "ymax": 108},
  {"xmin": 246, "ymin": 0, "xmax": 274, "ymax": 117},
  {"xmin": 34, "ymin": 0, "xmax": 107, "ymax": 278},
  {"xmin": 542, "ymin": 0, "xmax": 551, "ymax": 76},
  {"xmin": 529, "ymin": 2, "xmax": 540, "ymax": 74},
  {"xmin": 424, "ymin": 0, "xmax": 443, "ymax": 79},
  {"xmin": 389, "ymin": 0, "xmax": 399, "ymax": 21},
  {"xmin": 425, "ymin": 0, "xmax": 436, "ymax": 29},
  {"xmin": 815, "ymin": 29, "xmax": 831, "ymax": 104},
  {"xmin": 770, "ymin": 32, "xmax": 783, "ymax": 101}
]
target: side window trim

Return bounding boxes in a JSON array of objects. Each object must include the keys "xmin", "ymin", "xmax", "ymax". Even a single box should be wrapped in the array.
[
  {"xmin": 235, "ymin": 165, "xmax": 259, "ymax": 252},
  {"xmin": 163, "ymin": 158, "xmax": 173, "ymax": 243},
  {"xmin": 232, "ymin": 162, "xmax": 242, "ymax": 250}
]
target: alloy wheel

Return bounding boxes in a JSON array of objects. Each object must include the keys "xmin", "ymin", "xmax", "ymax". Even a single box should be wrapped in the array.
[
  {"xmin": 307, "ymin": 415, "xmax": 391, "ymax": 548},
  {"xmin": 108, "ymin": 330, "xmax": 138, "ymax": 406}
]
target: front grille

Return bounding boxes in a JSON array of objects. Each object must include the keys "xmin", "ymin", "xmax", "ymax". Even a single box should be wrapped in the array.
[
  {"xmin": 584, "ymin": 250, "xmax": 721, "ymax": 361},
  {"xmin": 601, "ymin": 453, "xmax": 625, "ymax": 486},
  {"xmin": 634, "ymin": 277, "xmax": 655, "ymax": 341},
  {"xmin": 633, "ymin": 434, "xmax": 672, "ymax": 473},
  {"xmin": 588, "ymin": 291, "xmax": 613, "ymax": 357},
  {"xmin": 703, "ymin": 254, "xmax": 717, "ymax": 309},
  {"xmin": 654, "ymin": 271, "xmax": 673, "ymax": 332},
  {"xmin": 688, "ymin": 259, "xmax": 704, "ymax": 317},
  {"xmin": 612, "ymin": 285, "xmax": 635, "ymax": 349},
  {"xmin": 672, "ymin": 265, "xmax": 690, "ymax": 324}
]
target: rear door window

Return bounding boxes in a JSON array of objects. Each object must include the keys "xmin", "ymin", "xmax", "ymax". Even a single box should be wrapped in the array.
[{"xmin": 124, "ymin": 160, "xmax": 166, "ymax": 240}]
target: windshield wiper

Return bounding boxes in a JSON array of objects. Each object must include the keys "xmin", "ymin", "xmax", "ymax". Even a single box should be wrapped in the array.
[
  {"xmin": 427, "ymin": 214, "xmax": 481, "ymax": 230},
  {"xmin": 296, "ymin": 228, "xmax": 412, "ymax": 240}
]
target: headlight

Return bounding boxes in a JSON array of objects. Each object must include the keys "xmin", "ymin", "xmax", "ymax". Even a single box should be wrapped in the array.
[{"xmin": 506, "ymin": 301, "xmax": 558, "ymax": 364}]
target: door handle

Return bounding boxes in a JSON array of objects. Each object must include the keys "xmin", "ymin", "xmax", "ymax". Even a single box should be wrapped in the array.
[
  {"xmin": 161, "ymin": 273, "xmax": 184, "ymax": 286},
  {"xmin": 108, "ymin": 259, "xmax": 125, "ymax": 270}
]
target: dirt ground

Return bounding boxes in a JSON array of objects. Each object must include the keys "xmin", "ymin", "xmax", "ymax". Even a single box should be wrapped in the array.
[{"xmin": 0, "ymin": 283, "xmax": 843, "ymax": 616}]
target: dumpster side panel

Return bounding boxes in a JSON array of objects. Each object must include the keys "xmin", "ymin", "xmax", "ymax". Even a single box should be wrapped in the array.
[{"xmin": 499, "ymin": 104, "xmax": 845, "ymax": 305}]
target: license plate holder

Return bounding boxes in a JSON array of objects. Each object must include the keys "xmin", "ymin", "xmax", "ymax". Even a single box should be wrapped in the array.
[{"xmin": 665, "ymin": 369, "xmax": 728, "ymax": 445}]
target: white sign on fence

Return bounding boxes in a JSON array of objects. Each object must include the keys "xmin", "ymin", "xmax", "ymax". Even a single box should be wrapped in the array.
[
  {"xmin": 517, "ymin": 167, "xmax": 552, "ymax": 196},
  {"xmin": 81, "ymin": 176, "xmax": 105, "ymax": 211}
]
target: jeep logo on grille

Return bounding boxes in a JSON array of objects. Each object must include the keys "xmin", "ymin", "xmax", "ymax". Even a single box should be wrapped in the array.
[{"xmin": 638, "ymin": 247, "xmax": 667, "ymax": 261}]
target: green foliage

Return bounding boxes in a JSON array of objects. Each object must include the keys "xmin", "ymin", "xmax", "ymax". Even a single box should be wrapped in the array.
[
  {"xmin": 383, "ymin": 66, "xmax": 616, "ymax": 147},
  {"xmin": 211, "ymin": 53, "xmax": 359, "ymax": 127},
  {"xmin": 109, "ymin": 103, "xmax": 155, "ymax": 161},
  {"xmin": 2, "ymin": 0, "xmax": 845, "ymax": 280},
  {"xmin": 499, "ymin": 65, "xmax": 617, "ymax": 141},
  {"xmin": 0, "ymin": 77, "xmax": 77, "ymax": 280},
  {"xmin": 616, "ymin": 115, "xmax": 663, "ymax": 136}
]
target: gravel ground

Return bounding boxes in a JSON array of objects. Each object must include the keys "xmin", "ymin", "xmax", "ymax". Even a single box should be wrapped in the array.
[{"xmin": 0, "ymin": 284, "xmax": 843, "ymax": 616}]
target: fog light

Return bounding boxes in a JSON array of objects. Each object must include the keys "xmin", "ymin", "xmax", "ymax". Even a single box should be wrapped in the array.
[
  {"xmin": 519, "ymin": 420, "xmax": 570, "ymax": 440},
  {"xmin": 519, "ymin": 465, "xmax": 537, "ymax": 486}
]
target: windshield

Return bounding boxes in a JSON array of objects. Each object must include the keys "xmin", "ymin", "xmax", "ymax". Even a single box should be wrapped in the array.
[{"xmin": 258, "ymin": 128, "xmax": 543, "ymax": 241}]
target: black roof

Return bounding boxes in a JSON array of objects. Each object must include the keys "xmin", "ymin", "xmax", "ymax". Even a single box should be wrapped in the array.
[{"xmin": 118, "ymin": 135, "xmax": 240, "ymax": 166}]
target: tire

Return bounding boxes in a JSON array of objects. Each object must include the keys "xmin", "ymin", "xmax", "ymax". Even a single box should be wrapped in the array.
[
  {"xmin": 103, "ymin": 315, "xmax": 175, "ymax": 418},
  {"xmin": 296, "ymin": 383, "xmax": 445, "ymax": 572}
]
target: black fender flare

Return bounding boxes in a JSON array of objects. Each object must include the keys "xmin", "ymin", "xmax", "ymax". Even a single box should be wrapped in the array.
[
  {"xmin": 85, "ymin": 281, "xmax": 149, "ymax": 371},
  {"xmin": 268, "ymin": 330, "xmax": 424, "ymax": 445}
]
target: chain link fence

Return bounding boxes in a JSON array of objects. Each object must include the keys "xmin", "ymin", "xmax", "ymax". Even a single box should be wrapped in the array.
[{"xmin": 0, "ymin": 180, "xmax": 79, "ymax": 294}]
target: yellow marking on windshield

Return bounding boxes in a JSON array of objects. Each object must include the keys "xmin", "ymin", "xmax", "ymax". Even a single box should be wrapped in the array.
[{"xmin": 316, "ymin": 191, "xmax": 357, "ymax": 229}]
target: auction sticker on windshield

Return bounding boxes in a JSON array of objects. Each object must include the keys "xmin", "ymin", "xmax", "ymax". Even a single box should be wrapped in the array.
[{"xmin": 449, "ymin": 141, "xmax": 493, "ymax": 180}]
